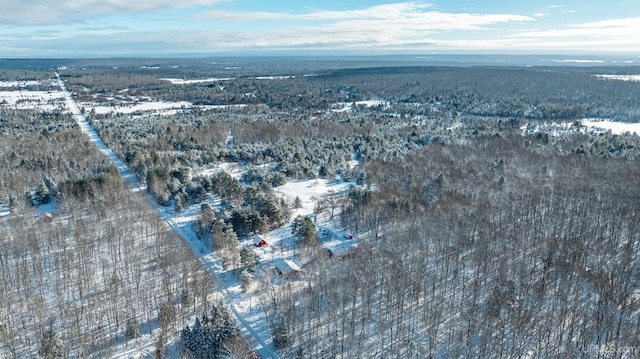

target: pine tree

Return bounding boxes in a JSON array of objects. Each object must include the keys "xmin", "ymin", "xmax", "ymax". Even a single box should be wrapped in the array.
[
  {"xmin": 35, "ymin": 182, "xmax": 51, "ymax": 204},
  {"xmin": 179, "ymin": 302, "xmax": 239, "ymax": 358},
  {"xmin": 40, "ymin": 327, "xmax": 64, "ymax": 359},
  {"xmin": 126, "ymin": 317, "xmax": 142, "ymax": 340},
  {"xmin": 240, "ymin": 247, "xmax": 258, "ymax": 272},
  {"xmin": 239, "ymin": 269, "xmax": 254, "ymax": 293},
  {"xmin": 292, "ymin": 215, "xmax": 318, "ymax": 245},
  {"xmin": 293, "ymin": 196, "xmax": 303, "ymax": 209}
]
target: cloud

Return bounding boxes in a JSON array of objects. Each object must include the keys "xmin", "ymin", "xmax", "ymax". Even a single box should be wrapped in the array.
[
  {"xmin": 573, "ymin": 17, "xmax": 640, "ymax": 29},
  {"xmin": 180, "ymin": 2, "xmax": 534, "ymax": 52},
  {"xmin": 193, "ymin": 2, "xmax": 435, "ymax": 21},
  {"xmin": 508, "ymin": 16, "xmax": 640, "ymax": 51},
  {"xmin": 0, "ymin": 0, "xmax": 231, "ymax": 25},
  {"xmin": 514, "ymin": 16, "xmax": 640, "ymax": 37},
  {"xmin": 24, "ymin": 1, "xmax": 640, "ymax": 56},
  {"xmin": 193, "ymin": 2, "xmax": 534, "ymax": 34},
  {"xmin": 188, "ymin": 10, "xmax": 533, "ymax": 51}
]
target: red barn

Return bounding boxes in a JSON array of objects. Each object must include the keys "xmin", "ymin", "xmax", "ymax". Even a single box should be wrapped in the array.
[{"xmin": 253, "ymin": 235, "xmax": 268, "ymax": 247}]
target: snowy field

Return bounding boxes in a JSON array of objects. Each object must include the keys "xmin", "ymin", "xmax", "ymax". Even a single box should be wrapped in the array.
[
  {"xmin": 84, "ymin": 100, "xmax": 193, "ymax": 115},
  {"xmin": 0, "ymin": 80, "xmax": 48, "ymax": 87},
  {"xmin": 594, "ymin": 74, "xmax": 640, "ymax": 82},
  {"xmin": 275, "ymin": 178, "xmax": 354, "ymax": 218},
  {"xmin": 581, "ymin": 119, "xmax": 640, "ymax": 135},
  {"xmin": 161, "ymin": 75, "xmax": 294, "ymax": 85},
  {"xmin": 160, "ymin": 77, "xmax": 234, "ymax": 84},
  {"xmin": 0, "ymin": 90, "xmax": 66, "ymax": 111},
  {"xmin": 522, "ymin": 118, "xmax": 640, "ymax": 136},
  {"xmin": 331, "ymin": 99, "xmax": 389, "ymax": 112}
]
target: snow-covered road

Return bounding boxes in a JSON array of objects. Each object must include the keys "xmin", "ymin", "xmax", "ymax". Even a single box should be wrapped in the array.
[{"xmin": 56, "ymin": 73, "xmax": 280, "ymax": 359}]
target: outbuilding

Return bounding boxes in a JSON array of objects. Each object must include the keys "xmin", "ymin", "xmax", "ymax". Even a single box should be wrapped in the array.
[
  {"xmin": 253, "ymin": 235, "xmax": 268, "ymax": 247},
  {"xmin": 273, "ymin": 258, "xmax": 301, "ymax": 279},
  {"xmin": 325, "ymin": 241, "xmax": 357, "ymax": 259}
]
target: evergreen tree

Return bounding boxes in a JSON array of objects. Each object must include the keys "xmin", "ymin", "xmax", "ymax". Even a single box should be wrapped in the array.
[
  {"xmin": 40, "ymin": 326, "xmax": 64, "ymax": 359},
  {"xmin": 35, "ymin": 182, "xmax": 51, "ymax": 204},
  {"xmin": 125, "ymin": 317, "xmax": 142, "ymax": 340},
  {"xmin": 174, "ymin": 192, "xmax": 188, "ymax": 212},
  {"xmin": 291, "ymin": 215, "xmax": 318, "ymax": 246},
  {"xmin": 229, "ymin": 206, "xmax": 264, "ymax": 236},
  {"xmin": 179, "ymin": 302, "xmax": 239, "ymax": 358},
  {"xmin": 240, "ymin": 247, "xmax": 258, "ymax": 272},
  {"xmin": 212, "ymin": 220, "xmax": 238, "ymax": 251},
  {"xmin": 293, "ymin": 196, "xmax": 303, "ymax": 209},
  {"xmin": 239, "ymin": 269, "xmax": 254, "ymax": 293}
]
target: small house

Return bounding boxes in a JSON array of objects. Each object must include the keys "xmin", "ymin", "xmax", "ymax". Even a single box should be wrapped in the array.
[
  {"xmin": 326, "ymin": 242, "xmax": 357, "ymax": 259},
  {"xmin": 273, "ymin": 258, "xmax": 301, "ymax": 279},
  {"xmin": 253, "ymin": 235, "xmax": 268, "ymax": 247}
]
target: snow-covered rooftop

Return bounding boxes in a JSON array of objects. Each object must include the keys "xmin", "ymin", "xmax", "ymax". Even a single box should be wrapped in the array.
[{"xmin": 272, "ymin": 258, "xmax": 301, "ymax": 276}]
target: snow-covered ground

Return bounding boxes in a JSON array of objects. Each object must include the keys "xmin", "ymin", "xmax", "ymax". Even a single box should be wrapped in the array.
[
  {"xmin": 581, "ymin": 119, "xmax": 640, "ymax": 135},
  {"xmin": 0, "ymin": 80, "xmax": 47, "ymax": 87},
  {"xmin": 160, "ymin": 77, "xmax": 235, "ymax": 84},
  {"xmin": 331, "ymin": 99, "xmax": 389, "ymax": 112},
  {"xmin": 553, "ymin": 59, "xmax": 605, "ymax": 63},
  {"xmin": 594, "ymin": 74, "xmax": 640, "ymax": 82},
  {"xmin": 275, "ymin": 178, "xmax": 354, "ymax": 218},
  {"xmin": 79, "ymin": 99, "xmax": 257, "ymax": 117},
  {"xmin": 522, "ymin": 118, "xmax": 640, "ymax": 137},
  {"xmin": 0, "ymin": 79, "xmax": 65, "ymax": 111},
  {"xmin": 253, "ymin": 76, "xmax": 295, "ymax": 80},
  {"xmin": 160, "ymin": 75, "xmax": 294, "ymax": 85},
  {"xmin": 0, "ymin": 90, "xmax": 66, "ymax": 111},
  {"xmin": 57, "ymin": 73, "xmax": 283, "ymax": 358},
  {"xmin": 85, "ymin": 100, "xmax": 193, "ymax": 115},
  {"xmin": 158, "ymin": 174, "xmax": 359, "ymax": 358}
]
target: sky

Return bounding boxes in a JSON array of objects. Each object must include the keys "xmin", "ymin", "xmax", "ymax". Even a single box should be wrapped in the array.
[{"xmin": 0, "ymin": 0, "xmax": 638, "ymax": 57}]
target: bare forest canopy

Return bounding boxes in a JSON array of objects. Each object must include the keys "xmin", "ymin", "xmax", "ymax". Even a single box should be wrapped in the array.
[{"xmin": 1, "ymin": 59, "xmax": 640, "ymax": 358}]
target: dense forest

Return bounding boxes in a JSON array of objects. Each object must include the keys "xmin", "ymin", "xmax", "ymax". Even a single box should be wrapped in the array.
[{"xmin": 1, "ymin": 59, "xmax": 640, "ymax": 358}]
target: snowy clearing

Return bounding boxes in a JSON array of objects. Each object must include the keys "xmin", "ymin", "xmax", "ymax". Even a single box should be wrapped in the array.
[
  {"xmin": 253, "ymin": 76, "xmax": 295, "ymax": 80},
  {"xmin": 0, "ymin": 90, "xmax": 66, "ymax": 111},
  {"xmin": 553, "ymin": 59, "xmax": 605, "ymax": 63},
  {"xmin": 331, "ymin": 99, "xmax": 389, "ymax": 112},
  {"xmin": 84, "ymin": 100, "xmax": 193, "ymax": 115},
  {"xmin": 0, "ymin": 80, "xmax": 44, "ymax": 87},
  {"xmin": 521, "ymin": 119, "xmax": 640, "ymax": 137},
  {"xmin": 581, "ymin": 119, "xmax": 640, "ymax": 135},
  {"xmin": 160, "ymin": 76, "xmax": 294, "ymax": 84},
  {"xmin": 594, "ymin": 74, "xmax": 640, "ymax": 82},
  {"xmin": 275, "ymin": 178, "xmax": 355, "ymax": 218},
  {"xmin": 79, "ymin": 100, "xmax": 257, "ymax": 116},
  {"xmin": 160, "ymin": 77, "xmax": 234, "ymax": 84}
]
